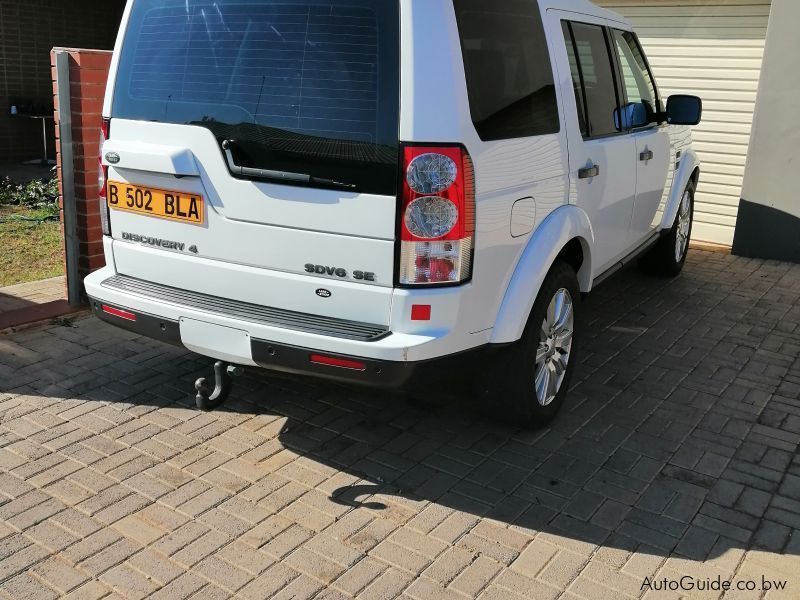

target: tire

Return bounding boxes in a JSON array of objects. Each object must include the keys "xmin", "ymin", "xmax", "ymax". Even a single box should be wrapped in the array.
[
  {"xmin": 641, "ymin": 181, "xmax": 694, "ymax": 277},
  {"xmin": 476, "ymin": 260, "xmax": 580, "ymax": 428}
]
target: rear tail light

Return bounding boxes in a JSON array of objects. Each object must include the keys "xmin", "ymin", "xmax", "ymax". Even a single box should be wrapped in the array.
[
  {"xmin": 98, "ymin": 118, "xmax": 111, "ymax": 235},
  {"xmin": 398, "ymin": 145, "xmax": 475, "ymax": 286}
]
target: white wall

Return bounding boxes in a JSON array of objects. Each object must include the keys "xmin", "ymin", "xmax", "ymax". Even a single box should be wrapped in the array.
[{"xmin": 596, "ymin": 0, "xmax": 771, "ymax": 246}]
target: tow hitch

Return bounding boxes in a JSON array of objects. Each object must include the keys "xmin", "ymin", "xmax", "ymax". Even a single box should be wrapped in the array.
[{"xmin": 194, "ymin": 361, "xmax": 244, "ymax": 411}]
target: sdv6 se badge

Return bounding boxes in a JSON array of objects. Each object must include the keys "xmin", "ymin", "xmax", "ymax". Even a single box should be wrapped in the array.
[{"xmin": 304, "ymin": 264, "xmax": 376, "ymax": 282}]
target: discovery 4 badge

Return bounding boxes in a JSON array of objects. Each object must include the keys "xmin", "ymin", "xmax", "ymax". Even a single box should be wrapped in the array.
[{"xmin": 122, "ymin": 232, "xmax": 191, "ymax": 252}]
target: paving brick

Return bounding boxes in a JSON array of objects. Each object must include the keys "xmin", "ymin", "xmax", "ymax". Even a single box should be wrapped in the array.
[
  {"xmin": 421, "ymin": 546, "xmax": 474, "ymax": 586},
  {"xmin": 99, "ymin": 563, "xmax": 159, "ymax": 600},
  {"xmin": 284, "ymin": 546, "xmax": 347, "ymax": 584},
  {"xmin": 238, "ymin": 563, "xmax": 299, "ymax": 600},
  {"xmin": 494, "ymin": 568, "xmax": 560, "ymax": 600},
  {"xmin": 270, "ymin": 573, "xmax": 324, "ymax": 600},
  {"xmin": 150, "ymin": 521, "xmax": 210, "ymax": 557},
  {"xmin": 331, "ymin": 556, "xmax": 385, "ymax": 595},
  {"xmin": 0, "ymin": 571, "xmax": 59, "ymax": 600},
  {"xmin": 23, "ymin": 520, "xmax": 79, "ymax": 552},
  {"xmin": 194, "ymin": 555, "xmax": 253, "ymax": 593},
  {"xmin": 371, "ymin": 539, "xmax": 431, "ymax": 575},
  {"xmin": 0, "ymin": 542, "xmax": 50, "ymax": 581},
  {"xmin": 262, "ymin": 524, "xmax": 315, "ymax": 560},
  {"xmin": 405, "ymin": 576, "xmax": 465, "ymax": 600},
  {"xmin": 345, "ymin": 518, "xmax": 397, "ymax": 554},
  {"xmin": 359, "ymin": 567, "xmax": 414, "ymax": 600},
  {"xmin": 111, "ymin": 514, "xmax": 165, "ymax": 545},
  {"xmin": 540, "ymin": 551, "xmax": 586, "ymax": 590},
  {"xmin": 61, "ymin": 580, "xmax": 113, "ymax": 600},
  {"xmin": 429, "ymin": 511, "xmax": 479, "ymax": 545},
  {"xmin": 78, "ymin": 538, "xmax": 140, "ymax": 577},
  {"xmin": 127, "ymin": 548, "xmax": 184, "ymax": 586},
  {"xmin": 217, "ymin": 541, "xmax": 275, "ymax": 577},
  {"xmin": 5, "ymin": 252, "xmax": 800, "ymax": 600},
  {"xmin": 171, "ymin": 529, "xmax": 231, "ymax": 567},
  {"xmin": 149, "ymin": 573, "xmax": 206, "ymax": 600},
  {"xmin": 511, "ymin": 538, "xmax": 557, "ymax": 577}
]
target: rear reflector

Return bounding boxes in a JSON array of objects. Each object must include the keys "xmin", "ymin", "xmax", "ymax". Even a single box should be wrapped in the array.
[
  {"xmin": 101, "ymin": 305, "xmax": 136, "ymax": 322},
  {"xmin": 411, "ymin": 305, "xmax": 431, "ymax": 321},
  {"xmin": 309, "ymin": 354, "xmax": 366, "ymax": 371}
]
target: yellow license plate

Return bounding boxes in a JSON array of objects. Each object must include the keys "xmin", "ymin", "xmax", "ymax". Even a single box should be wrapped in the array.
[{"xmin": 106, "ymin": 181, "xmax": 204, "ymax": 225}]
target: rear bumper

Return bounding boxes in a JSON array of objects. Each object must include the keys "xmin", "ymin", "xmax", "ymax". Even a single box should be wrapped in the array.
[{"xmin": 88, "ymin": 296, "xmax": 489, "ymax": 389}]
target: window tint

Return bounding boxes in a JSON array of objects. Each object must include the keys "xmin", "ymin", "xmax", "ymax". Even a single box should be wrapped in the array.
[
  {"xmin": 454, "ymin": 0, "xmax": 559, "ymax": 140},
  {"xmin": 562, "ymin": 21, "xmax": 621, "ymax": 138},
  {"xmin": 112, "ymin": 0, "xmax": 400, "ymax": 195},
  {"xmin": 612, "ymin": 30, "xmax": 660, "ymax": 128},
  {"xmin": 562, "ymin": 22, "xmax": 588, "ymax": 137}
]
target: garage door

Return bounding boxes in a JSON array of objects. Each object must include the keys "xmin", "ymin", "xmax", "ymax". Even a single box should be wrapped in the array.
[{"xmin": 595, "ymin": 0, "xmax": 771, "ymax": 246}]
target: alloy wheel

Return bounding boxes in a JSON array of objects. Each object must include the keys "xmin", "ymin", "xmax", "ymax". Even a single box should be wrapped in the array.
[
  {"xmin": 534, "ymin": 288, "xmax": 574, "ymax": 406},
  {"xmin": 675, "ymin": 189, "xmax": 692, "ymax": 262}
]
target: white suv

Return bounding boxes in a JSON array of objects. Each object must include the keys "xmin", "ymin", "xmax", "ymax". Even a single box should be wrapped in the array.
[{"xmin": 85, "ymin": 0, "xmax": 702, "ymax": 425}]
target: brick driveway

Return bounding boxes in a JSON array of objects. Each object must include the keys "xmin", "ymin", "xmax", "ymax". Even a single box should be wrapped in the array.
[{"xmin": 1, "ymin": 249, "xmax": 799, "ymax": 600}]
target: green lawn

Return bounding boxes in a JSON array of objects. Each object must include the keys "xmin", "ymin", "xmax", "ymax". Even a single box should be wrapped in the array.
[{"xmin": 0, "ymin": 205, "xmax": 64, "ymax": 287}]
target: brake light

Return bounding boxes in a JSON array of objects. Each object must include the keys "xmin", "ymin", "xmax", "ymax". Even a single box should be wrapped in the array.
[
  {"xmin": 98, "ymin": 118, "xmax": 111, "ymax": 235},
  {"xmin": 398, "ymin": 145, "xmax": 475, "ymax": 285}
]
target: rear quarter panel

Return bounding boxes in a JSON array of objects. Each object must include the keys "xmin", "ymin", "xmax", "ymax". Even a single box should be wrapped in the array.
[{"xmin": 398, "ymin": 0, "xmax": 570, "ymax": 345}]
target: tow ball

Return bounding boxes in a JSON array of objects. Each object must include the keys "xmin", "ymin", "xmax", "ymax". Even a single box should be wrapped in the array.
[{"xmin": 194, "ymin": 361, "xmax": 244, "ymax": 411}]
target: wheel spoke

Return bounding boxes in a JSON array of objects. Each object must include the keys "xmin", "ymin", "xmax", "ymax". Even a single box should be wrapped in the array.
[
  {"xmin": 553, "ymin": 354, "xmax": 567, "ymax": 376},
  {"xmin": 535, "ymin": 342, "xmax": 549, "ymax": 364},
  {"xmin": 554, "ymin": 327, "xmax": 572, "ymax": 346},
  {"xmin": 546, "ymin": 362, "xmax": 559, "ymax": 399},
  {"xmin": 554, "ymin": 297, "xmax": 573, "ymax": 332},
  {"xmin": 545, "ymin": 298, "xmax": 556, "ymax": 331},
  {"xmin": 552, "ymin": 292, "xmax": 565, "ymax": 328},
  {"xmin": 535, "ymin": 364, "xmax": 550, "ymax": 404}
]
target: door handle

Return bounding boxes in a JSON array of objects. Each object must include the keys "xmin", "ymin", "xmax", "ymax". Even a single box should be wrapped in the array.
[
  {"xmin": 640, "ymin": 150, "xmax": 654, "ymax": 162},
  {"xmin": 578, "ymin": 165, "xmax": 600, "ymax": 179}
]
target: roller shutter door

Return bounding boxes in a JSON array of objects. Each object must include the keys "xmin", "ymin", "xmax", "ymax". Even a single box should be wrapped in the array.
[{"xmin": 594, "ymin": 0, "xmax": 770, "ymax": 245}]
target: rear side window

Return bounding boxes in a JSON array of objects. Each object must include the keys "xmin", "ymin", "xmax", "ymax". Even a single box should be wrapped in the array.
[
  {"xmin": 562, "ymin": 21, "xmax": 622, "ymax": 138},
  {"xmin": 112, "ymin": 0, "xmax": 400, "ymax": 195},
  {"xmin": 454, "ymin": 0, "xmax": 559, "ymax": 141}
]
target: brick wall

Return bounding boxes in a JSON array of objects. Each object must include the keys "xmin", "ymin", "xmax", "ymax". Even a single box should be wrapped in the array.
[
  {"xmin": 52, "ymin": 49, "xmax": 111, "ymax": 287},
  {"xmin": 0, "ymin": 0, "xmax": 125, "ymax": 165}
]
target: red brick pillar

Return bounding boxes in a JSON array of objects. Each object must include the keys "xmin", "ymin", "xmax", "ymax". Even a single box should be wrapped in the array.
[{"xmin": 51, "ymin": 48, "xmax": 112, "ymax": 302}]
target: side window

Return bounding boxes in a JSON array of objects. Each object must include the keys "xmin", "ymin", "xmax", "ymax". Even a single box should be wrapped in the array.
[
  {"xmin": 561, "ymin": 21, "xmax": 621, "ymax": 138},
  {"xmin": 454, "ymin": 0, "xmax": 560, "ymax": 140},
  {"xmin": 562, "ymin": 22, "xmax": 588, "ymax": 137},
  {"xmin": 612, "ymin": 30, "xmax": 661, "ymax": 128}
]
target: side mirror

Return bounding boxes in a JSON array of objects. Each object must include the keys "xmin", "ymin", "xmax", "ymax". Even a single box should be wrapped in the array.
[
  {"xmin": 666, "ymin": 95, "xmax": 702, "ymax": 126},
  {"xmin": 614, "ymin": 102, "xmax": 650, "ymax": 130}
]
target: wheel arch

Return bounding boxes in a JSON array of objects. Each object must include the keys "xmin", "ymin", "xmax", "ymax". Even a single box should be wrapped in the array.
[
  {"xmin": 662, "ymin": 149, "xmax": 701, "ymax": 230},
  {"xmin": 490, "ymin": 205, "xmax": 594, "ymax": 345}
]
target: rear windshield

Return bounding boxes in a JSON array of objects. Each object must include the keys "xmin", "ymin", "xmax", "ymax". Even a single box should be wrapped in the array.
[{"xmin": 113, "ymin": 0, "xmax": 400, "ymax": 195}]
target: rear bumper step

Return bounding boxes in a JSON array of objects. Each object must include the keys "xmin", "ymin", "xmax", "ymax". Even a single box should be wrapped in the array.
[{"xmin": 100, "ymin": 274, "xmax": 389, "ymax": 342}]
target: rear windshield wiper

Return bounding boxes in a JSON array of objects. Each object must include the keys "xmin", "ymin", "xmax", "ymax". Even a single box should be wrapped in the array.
[{"xmin": 221, "ymin": 140, "xmax": 357, "ymax": 190}]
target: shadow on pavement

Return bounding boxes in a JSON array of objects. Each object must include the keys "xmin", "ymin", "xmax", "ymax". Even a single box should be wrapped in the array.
[{"xmin": 2, "ymin": 250, "xmax": 799, "ymax": 563}]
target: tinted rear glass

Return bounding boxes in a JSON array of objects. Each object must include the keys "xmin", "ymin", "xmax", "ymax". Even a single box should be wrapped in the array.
[
  {"xmin": 454, "ymin": 0, "xmax": 559, "ymax": 141},
  {"xmin": 113, "ymin": 0, "xmax": 400, "ymax": 194}
]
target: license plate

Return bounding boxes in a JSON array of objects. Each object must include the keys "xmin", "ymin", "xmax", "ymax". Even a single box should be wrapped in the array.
[{"xmin": 106, "ymin": 181, "xmax": 204, "ymax": 225}]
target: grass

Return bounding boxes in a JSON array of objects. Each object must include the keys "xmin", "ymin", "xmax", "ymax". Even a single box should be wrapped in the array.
[{"xmin": 0, "ymin": 205, "xmax": 64, "ymax": 287}]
